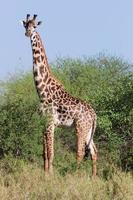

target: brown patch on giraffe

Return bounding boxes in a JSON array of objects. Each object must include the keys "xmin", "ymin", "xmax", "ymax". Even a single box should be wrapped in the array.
[
  {"xmin": 33, "ymin": 70, "xmax": 38, "ymax": 77},
  {"xmin": 41, "ymin": 47, "xmax": 43, "ymax": 52},
  {"xmin": 38, "ymin": 42, "xmax": 41, "ymax": 48},
  {"xmin": 51, "ymin": 86, "xmax": 56, "ymax": 92},
  {"xmin": 32, "ymin": 49, "xmax": 36, "ymax": 54},
  {"xmin": 32, "ymin": 35, "xmax": 36, "ymax": 40},
  {"xmin": 37, "ymin": 35, "xmax": 40, "ymax": 41},
  {"xmin": 34, "ymin": 50, "xmax": 40, "ymax": 55},
  {"xmin": 58, "ymin": 114, "xmax": 62, "ymax": 120},
  {"xmin": 39, "ymin": 65, "xmax": 45, "ymax": 76},
  {"xmin": 63, "ymin": 99, "xmax": 68, "ymax": 104},
  {"xmin": 60, "ymin": 99, "xmax": 64, "ymax": 104},
  {"xmin": 33, "ymin": 58, "xmax": 37, "ymax": 65},
  {"xmin": 63, "ymin": 92, "xmax": 67, "ymax": 98},
  {"xmin": 56, "ymin": 85, "xmax": 61, "ymax": 90},
  {"xmin": 44, "ymin": 87, "xmax": 48, "ymax": 93},
  {"xmin": 52, "ymin": 94, "xmax": 56, "ymax": 100},
  {"xmin": 43, "ymin": 60, "xmax": 46, "ymax": 65},
  {"xmin": 34, "ymin": 56, "xmax": 40, "ymax": 64},
  {"xmin": 35, "ymin": 79, "xmax": 42, "ymax": 86},
  {"xmin": 41, "ymin": 93, "xmax": 45, "ymax": 98},
  {"xmin": 51, "ymin": 81, "xmax": 56, "ymax": 86},
  {"xmin": 75, "ymin": 99, "xmax": 79, "ymax": 104},
  {"xmin": 48, "ymin": 99, "xmax": 52, "ymax": 103},
  {"xmin": 55, "ymin": 91, "xmax": 58, "ymax": 96},
  {"xmin": 60, "ymin": 94, "xmax": 64, "ymax": 99},
  {"xmin": 40, "ymin": 99, "xmax": 44, "ymax": 103},
  {"xmin": 47, "ymin": 78, "xmax": 52, "ymax": 84},
  {"xmin": 43, "ymin": 72, "xmax": 48, "ymax": 83},
  {"xmin": 41, "ymin": 55, "xmax": 45, "ymax": 61}
]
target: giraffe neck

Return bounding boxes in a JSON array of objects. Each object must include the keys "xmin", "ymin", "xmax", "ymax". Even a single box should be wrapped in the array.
[
  {"xmin": 30, "ymin": 31, "xmax": 52, "ymax": 100},
  {"xmin": 31, "ymin": 31, "xmax": 51, "ymax": 73}
]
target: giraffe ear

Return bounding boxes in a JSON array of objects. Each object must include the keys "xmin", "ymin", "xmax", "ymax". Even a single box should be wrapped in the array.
[
  {"xmin": 22, "ymin": 20, "xmax": 26, "ymax": 27},
  {"xmin": 37, "ymin": 21, "xmax": 42, "ymax": 26},
  {"xmin": 19, "ymin": 20, "xmax": 26, "ymax": 27}
]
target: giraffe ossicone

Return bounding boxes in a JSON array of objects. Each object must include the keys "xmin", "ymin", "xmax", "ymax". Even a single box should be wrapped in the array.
[{"xmin": 22, "ymin": 14, "xmax": 98, "ymax": 176}]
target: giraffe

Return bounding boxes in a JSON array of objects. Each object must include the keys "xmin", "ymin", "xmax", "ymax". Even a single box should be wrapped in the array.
[{"xmin": 22, "ymin": 14, "xmax": 98, "ymax": 176}]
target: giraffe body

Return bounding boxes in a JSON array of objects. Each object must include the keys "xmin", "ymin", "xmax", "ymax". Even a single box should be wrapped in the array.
[{"xmin": 22, "ymin": 15, "xmax": 97, "ymax": 176}]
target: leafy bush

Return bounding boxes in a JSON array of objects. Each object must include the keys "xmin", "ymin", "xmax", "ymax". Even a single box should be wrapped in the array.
[{"xmin": 0, "ymin": 73, "xmax": 44, "ymax": 161}]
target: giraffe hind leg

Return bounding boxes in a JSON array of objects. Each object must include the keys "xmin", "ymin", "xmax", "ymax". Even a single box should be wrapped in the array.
[
  {"xmin": 84, "ymin": 126, "xmax": 92, "ymax": 158},
  {"xmin": 85, "ymin": 125, "xmax": 97, "ymax": 176},
  {"xmin": 75, "ymin": 122, "xmax": 86, "ymax": 163},
  {"xmin": 89, "ymin": 140, "xmax": 98, "ymax": 176},
  {"xmin": 76, "ymin": 134, "xmax": 85, "ymax": 163},
  {"xmin": 85, "ymin": 140, "xmax": 98, "ymax": 158},
  {"xmin": 84, "ymin": 142, "xmax": 91, "ymax": 158},
  {"xmin": 43, "ymin": 134, "xmax": 49, "ymax": 172}
]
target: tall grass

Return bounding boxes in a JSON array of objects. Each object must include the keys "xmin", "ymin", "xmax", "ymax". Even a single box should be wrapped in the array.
[{"xmin": 0, "ymin": 162, "xmax": 133, "ymax": 200}]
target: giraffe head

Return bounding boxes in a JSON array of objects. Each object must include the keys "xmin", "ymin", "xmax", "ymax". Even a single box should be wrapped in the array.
[{"xmin": 22, "ymin": 14, "xmax": 42, "ymax": 37}]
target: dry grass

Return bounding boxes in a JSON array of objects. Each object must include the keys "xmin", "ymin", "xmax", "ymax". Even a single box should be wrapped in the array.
[{"xmin": 0, "ymin": 164, "xmax": 133, "ymax": 200}]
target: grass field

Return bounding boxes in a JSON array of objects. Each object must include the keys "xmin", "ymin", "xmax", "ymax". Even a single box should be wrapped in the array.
[{"xmin": 0, "ymin": 162, "xmax": 132, "ymax": 200}]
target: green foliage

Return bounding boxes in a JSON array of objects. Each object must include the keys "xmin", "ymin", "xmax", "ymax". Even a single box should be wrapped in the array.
[
  {"xmin": 0, "ymin": 154, "xmax": 25, "ymax": 174},
  {"xmin": 0, "ymin": 73, "xmax": 44, "ymax": 161},
  {"xmin": 0, "ymin": 56, "xmax": 132, "ymax": 173}
]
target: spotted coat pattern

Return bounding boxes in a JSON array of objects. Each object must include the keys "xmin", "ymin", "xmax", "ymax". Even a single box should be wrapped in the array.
[{"xmin": 23, "ymin": 15, "xmax": 98, "ymax": 176}]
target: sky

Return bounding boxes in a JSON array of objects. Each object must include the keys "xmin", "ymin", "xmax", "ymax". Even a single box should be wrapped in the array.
[{"xmin": 0, "ymin": 0, "xmax": 133, "ymax": 79}]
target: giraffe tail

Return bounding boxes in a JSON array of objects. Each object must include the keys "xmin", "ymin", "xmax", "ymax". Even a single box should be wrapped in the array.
[{"xmin": 85, "ymin": 118, "xmax": 97, "ymax": 157}]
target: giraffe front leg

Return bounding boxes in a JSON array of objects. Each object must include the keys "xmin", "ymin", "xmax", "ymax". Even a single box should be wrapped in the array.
[{"xmin": 44, "ymin": 122, "xmax": 55, "ymax": 173}]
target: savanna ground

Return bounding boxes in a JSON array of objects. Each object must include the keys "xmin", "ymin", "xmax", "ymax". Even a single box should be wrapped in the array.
[
  {"xmin": 0, "ymin": 160, "xmax": 133, "ymax": 200},
  {"xmin": 0, "ymin": 56, "xmax": 133, "ymax": 199}
]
